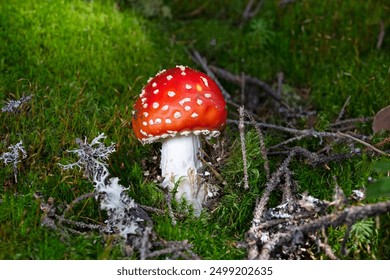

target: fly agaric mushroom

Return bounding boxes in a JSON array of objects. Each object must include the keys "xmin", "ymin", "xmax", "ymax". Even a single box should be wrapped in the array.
[{"xmin": 132, "ymin": 65, "xmax": 227, "ymax": 215}]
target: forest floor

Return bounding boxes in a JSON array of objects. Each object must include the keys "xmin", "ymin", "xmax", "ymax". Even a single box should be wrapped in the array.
[{"xmin": 0, "ymin": 0, "xmax": 389, "ymax": 259}]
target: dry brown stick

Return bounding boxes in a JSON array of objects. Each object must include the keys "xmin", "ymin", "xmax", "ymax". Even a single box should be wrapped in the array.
[
  {"xmin": 190, "ymin": 49, "xmax": 232, "ymax": 100},
  {"xmin": 242, "ymin": 0, "xmax": 255, "ymax": 20},
  {"xmin": 210, "ymin": 65, "xmax": 288, "ymax": 107},
  {"xmin": 252, "ymin": 150, "xmax": 295, "ymax": 222},
  {"xmin": 374, "ymin": 137, "xmax": 390, "ymax": 148},
  {"xmin": 377, "ymin": 20, "xmax": 385, "ymax": 49},
  {"xmin": 228, "ymin": 119, "xmax": 370, "ymax": 141},
  {"xmin": 239, "ymin": 106, "xmax": 250, "ymax": 190},
  {"xmin": 242, "ymin": 0, "xmax": 264, "ymax": 24},
  {"xmin": 329, "ymin": 117, "xmax": 373, "ymax": 131},
  {"xmin": 337, "ymin": 132, "xmax": 390, "ymax": 157},
  {"xmin": 282, "ymin": 169, "xmax": 294, "ymax": 203},
  {"xmin": 336, "ymin": 95, "xmax": 351, "ymax": 123},
  {"xmin": 268, "ymin": 134, "xmax": 310, "ymax": 151},
  {"xmin": 60, "ymin": 191, "xmax": 96, "ymax": 220},
  {"xmin": 310, "ymin": 232, "xmax": 338, "ymax": 260},
  {"xmin": 199, "ymin": 155, "xmax": 227, "ymax": 185}
]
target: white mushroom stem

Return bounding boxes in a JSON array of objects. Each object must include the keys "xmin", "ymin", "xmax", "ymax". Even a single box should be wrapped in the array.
[{"xmin": 160, "ymin": 134, "xmax": 205, "ymax": 215}]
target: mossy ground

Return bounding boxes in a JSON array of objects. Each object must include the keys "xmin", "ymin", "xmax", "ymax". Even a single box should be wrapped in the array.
[{"xmin": 0, "ymin": 0, "xmax": 389, "ymax": 259}]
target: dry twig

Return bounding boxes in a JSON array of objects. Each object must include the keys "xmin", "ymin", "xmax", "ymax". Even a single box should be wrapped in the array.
[
  {"xmin": 238, "ymin": 107, "xmax": 250, "ymax": 190},
  {"xmin": 241, "ymin": 0, "xmax": 264, "ymax": 26},
  {"xmin": 377, "ymin": 21, "xmax": 385, "ymax": 49}
]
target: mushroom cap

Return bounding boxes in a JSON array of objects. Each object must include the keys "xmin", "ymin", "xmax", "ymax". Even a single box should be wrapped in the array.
[{"xmin": 132, "ymin": 66, "xmax": 227, "ymax": 144}]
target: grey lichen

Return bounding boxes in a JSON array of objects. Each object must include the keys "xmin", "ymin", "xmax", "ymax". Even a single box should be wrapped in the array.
[
  {"xmin": 1, "ymin": 95, "xmax": 33, "ymax": 113},
  {"xmin": 59, "ymin": 133, "xmax": 151, "ymax": 245},
  {"xmin": 0, "ymin": 140, "xmax": 27, "ymax": 182}
]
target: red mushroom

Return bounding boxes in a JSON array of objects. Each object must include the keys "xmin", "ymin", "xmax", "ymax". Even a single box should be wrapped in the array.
[{"xmin": 132, "ymin": 65, "xmax": 227, "ymax": 215}]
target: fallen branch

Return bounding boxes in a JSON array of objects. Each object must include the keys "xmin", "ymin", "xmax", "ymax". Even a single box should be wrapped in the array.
[
  {"xmin": 210, "ymin": 65, "xmax": 287, "ymax": 107},
  {"xmin": 239, "ymin": 107, "xmax": 250, "ymax": 189},
  {"xmin": 257, "ymin": 200, "xmax": 390, "ymax": 259},
  {"xmin": 190, "ymin": 49, "xmax": 232, "ymax": 100}
]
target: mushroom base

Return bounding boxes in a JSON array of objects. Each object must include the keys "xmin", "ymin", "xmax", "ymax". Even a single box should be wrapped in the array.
[{"xmin": 160, "ymin": 134, "xmax": 205, "ymax": 215}]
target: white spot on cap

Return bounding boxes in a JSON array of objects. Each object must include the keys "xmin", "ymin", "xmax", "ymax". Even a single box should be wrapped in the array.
[
  {"xmin": 167, "ymin": 130, "xmax": 177, "ymax": 135},
  {"xmin": 201, "ymin": 76, "xmax": 209, "ymax": 87},
  {"xmin": 165, "ymin": 118, "xmax": 172, "ymax": 124},
  {"xmin": 185, "ymin": 106, "xmax": 191, "ymax": 111},
  {"xmin": 147, "ymin": 77, "xmax": 153, "ymax": 83},
  {"xmin": 179, "ymin": 97, "xmax": 191, "ymax": 105},
  {"xmin": 197, "ymin": 99, "xmax": 203, "ymax": 105},
  {"xmin": 205, "ymin": 93, "xmax": 212, "ymax": 98},
  {"xmin": 177, "ymin": 65, "xmax": 186, "ymax": 72},
  {"xmin": 168, "ymin": 91, "xmax": 176, "ymax": 97},
  {"xmin": 149, "ymin": 119, "xmax": 154, "ymax": 125},
  {"xmin": 140, "ymin": 129, "xmax": 148, "ymax": 136},
  {"xmin": 174, "ymin": 111, "xmax": 181, "ymax": 119},
  {"xmin": 155, "ymin": 118, "xmax": 162, "ymax": 124},
  {"xmin": 181, "ymin": 72, "xmax": 186, "ymax": 76},
  {"xmin": 143, "ymin": 112, "xmax": 149, "ymax": 117},
  {"xmin": 153, "ymin": 89, "xmax": 159, "ymax": 94},
  {"xmin": 141, "ymin": 97, "xmax": 147, "ymax": 104},
  {"xmin": 142, "ymin": 121, "xmax": 147, "ymax": 126},
  {"xmin": 143, "ymin": 103, "xmax": 148, "ymax": 108},
  {"xmin": 162, "ymin": 105, "xmax": 169, "ymax": 111},
  {"xmin": 191, "ymin": 112, "xmax": 198, "ymax": 118},
  {"xmin": 185, "ymin": 84, "xmax": 192, "ymax": 89},
  {"xmin": 139, "ymin": 89, "xmax": 146, "ymax": 98},
  {"xmin": 152, "ymin": 82, "xmax": 157, "ymax": 87},
  {"xmin": 156, "ymin": 69, "xmax": 166, "ymax": 76},
  {"xmin": 153, "ymin": 102, "xmax": 159, "ymax": 109},
  {"xmin": 166, "ymin": 75, "xmax": 173, "ymax": 81}
]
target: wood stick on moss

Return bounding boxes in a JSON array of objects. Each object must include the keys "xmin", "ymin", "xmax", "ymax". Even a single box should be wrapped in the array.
[
  {"xmin": 337, "ymin": 132, "xmax": 390, "ymax": 157},
  {"xmin": 252, "ymin": 151, "xmax": 295, "ymax": 222},
  {"xmin": 190, "ymin": 49, "xmax": 231, "ymax": 100},
  {"xmin": 239, "ymin": 106, "xmax": 250, "ymax": 189},
  {"xmin": 257, "ymin": 200, "xmax": 390, "ymax": 259}
]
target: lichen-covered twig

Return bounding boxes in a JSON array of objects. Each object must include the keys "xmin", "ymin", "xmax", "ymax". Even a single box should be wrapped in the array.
[
  {"xmin": 59, "ymin": 133, "xmax": 151, "ymax": 251},
  {"xmin": 53, "ymin": 133, "xmax": 198, "ymax": 259},
  {"xmin": 0, "ymin": 140, "xmax": 27, "ymax": 183},
  {"xmin": 238, "ymin": 107, "xmax": 250, "ymax": 189},
  {"xmin": 242, "ymin": 0, "xmax": 264, "ymax": 24},
  {"xmin": 1, "ymin": 95, "xmax": 33, "ymax": 113},
  {"xmin": 230, "ymin": 104, "xmax": 390, "ymax": 260},
  {"xmin": 257, "ymin": 200, "xmax": 390, "ymax": 260}
]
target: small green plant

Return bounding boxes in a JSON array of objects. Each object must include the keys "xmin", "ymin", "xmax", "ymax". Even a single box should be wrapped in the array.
[
  {"xmin": 348, "ymin": 219, "xmax": 377, "ymax": 259},
  {"xmin": 248, "ymin": 18, "xmax": 275, "ymax": 49}
]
